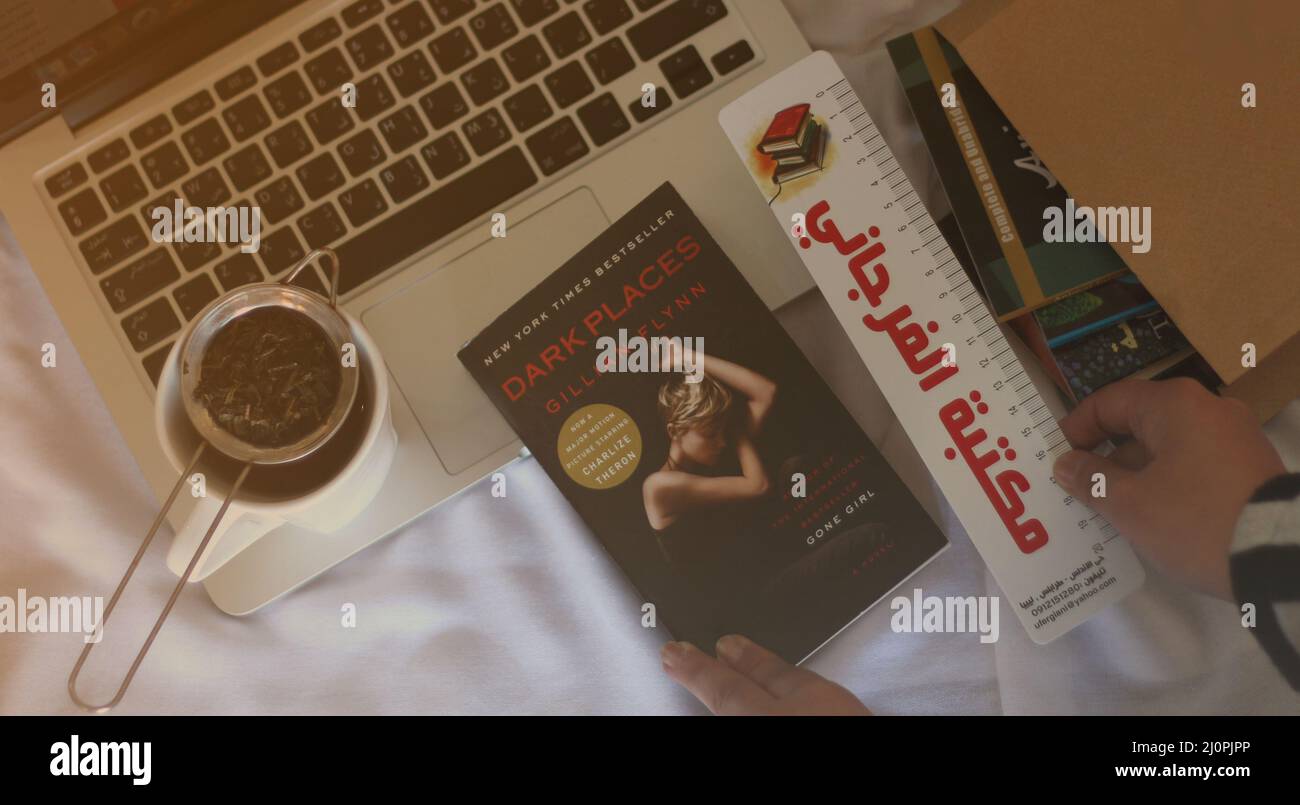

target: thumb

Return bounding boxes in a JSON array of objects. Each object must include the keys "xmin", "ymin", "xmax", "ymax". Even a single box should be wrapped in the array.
[{"xmin": 1053, "ymin": 449, "xmax": 1142, "ymax": 515}]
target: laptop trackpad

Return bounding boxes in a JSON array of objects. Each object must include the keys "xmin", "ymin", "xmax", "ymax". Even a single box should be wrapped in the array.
[{"xmin": 361, "ymin": 188, "xmax": 609, "ymax": 475}]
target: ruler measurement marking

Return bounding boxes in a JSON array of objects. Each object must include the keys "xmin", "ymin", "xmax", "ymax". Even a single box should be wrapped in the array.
[{"xmin": 819, "ymin": 79, "xmax": 1125, "ymax": 551}]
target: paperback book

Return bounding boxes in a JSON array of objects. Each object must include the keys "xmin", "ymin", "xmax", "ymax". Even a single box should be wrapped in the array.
[
  {"xmin": 886, "ymin": 28, "xmax": 1129, "ymax": 319},
  {"xmin": 458, "ymin": 183, "xmax": 947, "ymax": 661}
]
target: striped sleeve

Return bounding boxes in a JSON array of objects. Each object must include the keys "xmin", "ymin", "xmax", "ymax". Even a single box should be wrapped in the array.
[{"xmin": 1230, "ymin": 473, "xmax": 1300, "ymax": 691}]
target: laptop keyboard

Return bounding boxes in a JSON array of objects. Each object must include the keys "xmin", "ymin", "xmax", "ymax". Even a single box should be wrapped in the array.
[{"xmin": 37, "ymin": 0, "xmax": 760, "ymax": 390}]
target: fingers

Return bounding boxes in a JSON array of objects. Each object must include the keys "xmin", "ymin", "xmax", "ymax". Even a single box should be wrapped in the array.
[
  {"xmin": 1058, "ymin": 379, "xmax": 1157, "ymax": 450},
  {"xmin": 1109, "ymin": 439, "xmax": 1150, "ymax": 470},
  {"xmin": 661, "ymin": 641, "xmax": 774, "ymax": 715},
  {"xmin": 1052, "ymin": 449, "xmax": 1141, "ymax": 517},
  {"xmin": 715, "ymin": 634, "xmax": 811, "ymax": 697}
]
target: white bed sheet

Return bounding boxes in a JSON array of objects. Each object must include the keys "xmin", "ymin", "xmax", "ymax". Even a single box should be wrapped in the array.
[{"xmin": 2, "ymin": 0, "xmax": 1297, "ymax": 715}]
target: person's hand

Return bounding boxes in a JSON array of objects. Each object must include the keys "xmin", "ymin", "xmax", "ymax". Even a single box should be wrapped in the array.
[
  {"xmin": 1052, "ymin": 378, "xmax": 1285, "ymax": 599},
  {"xmin": 661, "ymin": 635, "xmax": 871, "ymax": 715}
]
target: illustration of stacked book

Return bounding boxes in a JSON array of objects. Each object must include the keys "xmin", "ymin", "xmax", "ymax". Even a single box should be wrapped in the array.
[{"xmin": 759, "ymin": 103, "xmax": 826, "ymax": 184}]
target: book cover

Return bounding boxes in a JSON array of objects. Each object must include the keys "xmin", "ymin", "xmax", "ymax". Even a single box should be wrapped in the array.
[
  {"xmin": 759, "ymin": 102, "xmax": 811, "ymax": 154},
  {"xmin": 886, "ymin": 28, "xmax": 1129, "ymax": 320},
  {"xmin": 1032, "ymin": 273, "xmax": 1159, "ymax": 348},
  {"xmin": 1052, "ymin": 309, "xmax": 1192, "ymax": 398},
  {"xmin": 458, "ymin": 183, "xmax": 947, "ymax": 662}
]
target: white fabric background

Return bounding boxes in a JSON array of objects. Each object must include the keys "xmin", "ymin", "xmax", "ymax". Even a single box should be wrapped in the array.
[{"xmin": 2, "ymin": 0, "xmax": 1297, "ymax": 715}]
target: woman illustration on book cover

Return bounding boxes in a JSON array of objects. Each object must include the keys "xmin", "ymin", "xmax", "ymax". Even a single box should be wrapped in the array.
[{"xmin": 642, "ymin": 345, "xmax": 777, "ymax": 572}]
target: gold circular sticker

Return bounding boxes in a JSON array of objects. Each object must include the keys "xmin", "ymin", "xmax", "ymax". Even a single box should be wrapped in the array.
[{"xmin": 557, "ymin": 403, "xmax": 642, "ymax": 490}]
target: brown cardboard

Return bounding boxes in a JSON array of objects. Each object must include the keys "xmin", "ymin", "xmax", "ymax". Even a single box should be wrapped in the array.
[{"xmin": 935, "ymin": 0, "xmax": 1300, "ymax": 418}]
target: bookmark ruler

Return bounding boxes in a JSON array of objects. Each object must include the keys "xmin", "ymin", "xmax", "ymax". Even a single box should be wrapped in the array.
[{"xmin": 720, "ymin": 52, "xmax": 1144, "ymax": 643}]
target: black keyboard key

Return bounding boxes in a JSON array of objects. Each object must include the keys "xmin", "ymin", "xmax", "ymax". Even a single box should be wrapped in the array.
[
  {"xmin": 305, "ymin": 48, "xmax": 354, "ymax": 94},
  {"xmin": 288, "ymin": 263, "xmax": 329, "ymax": 296},
  {"xmin": 428, "ymin": 0, "xmax": 475, "ymax": 24},
  {"xmin": 181, "ymin": 118, "xmax": 231, "ymax": 165},
  {"xmin": 305, "ymin": 97, "xmax": 357, "ymax": 144},
  {"xmin": 101, "ymin": 249, "xmax": 179, "ymax": 313},
  {"xmin": 542, "ymin": 12, "xmax": 591, "ymax": 59},
  {"xmin": 525, "ymin": 116, "xmax": 588, "ymax": 175},
  {"xmin": 378, "ymin": 105, "xmax": 428, "ymax": 152},
  {"xmin": 576, "ymin": 92, "xmax": 629, "ymax": 146},
  {"xmin": 214, "ymin": 252, "xmax": 264, "ymax": 290},
  {"xmin": 122, "ymin": 297, "xmax": 181, "ymax": 353},
  {"xmin": 711, "ymin": 39, "xmax": 753, "ymax": 75},
  {"xmin": 503, "ymin": 84, "xmax": 552, "ymax": 132},
  {"xmin": 257, "ymin": 41, "xmax": 300, "ymax": 77},
  {"xmin": 263, "ymin": 71, "xmax": 313, "ymax": 118},
  {"xmin": 141, "ymin": 191, "xmax": 183, "ymax": 230},
  {"xmin": 338, "ymin": 129, "xmax": 388, "ymax": 176},
  {"xmin": 420, "ymin": 131, "xmax": 469, "ymax": 178},
  {"xmin": 343, "ymin": 0, "xmax": 386, "ymax": 27},
  {"xmin": 429, "ymin": 27, "xmax": 477, "ymax": 73},
  {"xmin": 628, "ymin": 84, "xmax": 670, "ymax": 121},
  {"xmin": 660, "ymin": 44, "xmax": 711, "ymax": 99},
  {"xmin": 336, "ymin": 146, "xmax": 536, "ymax": 292},
  {"xmin": 222, "ymin": 94, "xmax": 272, "ymax": 142},
  {"xmin": 469, "ymin": 4, "xmax": 518, "ymax": 51},
  {"xmin": 297, "ymin": 202, "xmax": 348, "ymax": 249},
  {"xmin": 632, "ymin": 0, "xmax": 666, "ymax": 8},
  {"xmin": 183, "ymin": 167, "xmax": 231, "ymax": 207},
  {"xmin": 338, "ymin": 178, "xmax": 389, "ymax": 227},
  {"xmin": 259, "ymin": 228, "xmax": 307, "ymax": 274},
  {"xmin": 88, "ymin": 139, "xmax": 129, "ymax": 173},
  {"xmin": 79, "ymin": 216, "xmax": 149, "ymax": 274},
  {"xmin": 222, "ymin": 142, "xmax": 273, "ymax": 191},
  {"xmin": 45, "ymin": 163, "xmax": 87, "ymax": 198},
  {"xmin": 543, "ymin": 60, "xmax": 594, "ymax": 108},
  {"xmin": 388, "ymin": 50, "xmax": 438, "ymax": 96},
  {"xmin": 354, "ymin": 73, "xmax": 397, "ymax": 120},
  {"xmin": 265, "ymin": 120, "xmax": 315, "ymax": 168},
  {"xmin": 173, "ymin": 273, "xmax": 220, "ymax": 320},
  {"xmin": 141, "ymin": 141, "xmax": 189, "ymax": 189},
  {"xmin": 215, "ymin": 65, "xmax": 258, "ymax": 100},
  {"xmin": 419, "ymin": 82, "xmax": 469, "ymax": 128},
  {"xmin": 172, "ymin": 238, "xmax": 224, "ymax": 272},
  {"xmin": 501, "ymin": 34, "xmax": 551, "ymax": 82},
  {"xmin": 627, "ymin": 0, "xmax": 726, "ymax": 60},
  {"xmin": 462, "ymin": 108, "xmax": 510, "ymax": 155},
  {"xmin": 57, "ymin": 188, "xmax": 107, "ymax": 235},
  {"xmin": 129, "ymin": 115, "xmax": 173, "ymax": 150},
  {"xmin": 461, "ymin": 58, "xmax": 509, "ymax": 105},
  {"xmin": 585, "ymin": 36, "xmax": 634, "ymax": 84},
  {"xmin": 387, "ymin": 2, "xmax": 436, "ymax": 48},
  {"xmin": 254, "ymin": 176, "xmax": 306, "ymax": 224},
  {"xmin": 511, "ymin": 0, "xmax": 559, "ymax": 26},
  {"xmin": 345, "ymin": 24, "xmax": 394, "ymax": 71},
  {"xmin": 301, "ymin": 18, "xmax": 343, "ymax": 52},
  {"xmin": 583, "ymin": 0, "xmax": 631, "ymax": 35},
  {"xmin": 100, "ymin": 165, "xmax": 149, "ymax": 213},
  {"xmin": 142, "ymin": 343, "xmax": 174, "ymax": 384},
  {"xmin": 173, "ymin": 90, "xmax": 215, "ymax": 126},
  {"xmin": 296, "ymin": 152, "xmax": 347, "ymax": 200},
  {"xmin": 379, "ymin": 154, "xmax": 430, "ymax": 202}
]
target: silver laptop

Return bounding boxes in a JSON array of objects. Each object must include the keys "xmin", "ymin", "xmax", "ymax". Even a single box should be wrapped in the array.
[{"xmin": 0, "ymin": 0, "xmax": 812, "ymax": 614}]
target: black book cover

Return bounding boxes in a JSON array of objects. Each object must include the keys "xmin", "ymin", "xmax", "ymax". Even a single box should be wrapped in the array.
[{"xmin": 458, "ymin": 183, "xmax": 947, "ymax": 661}]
